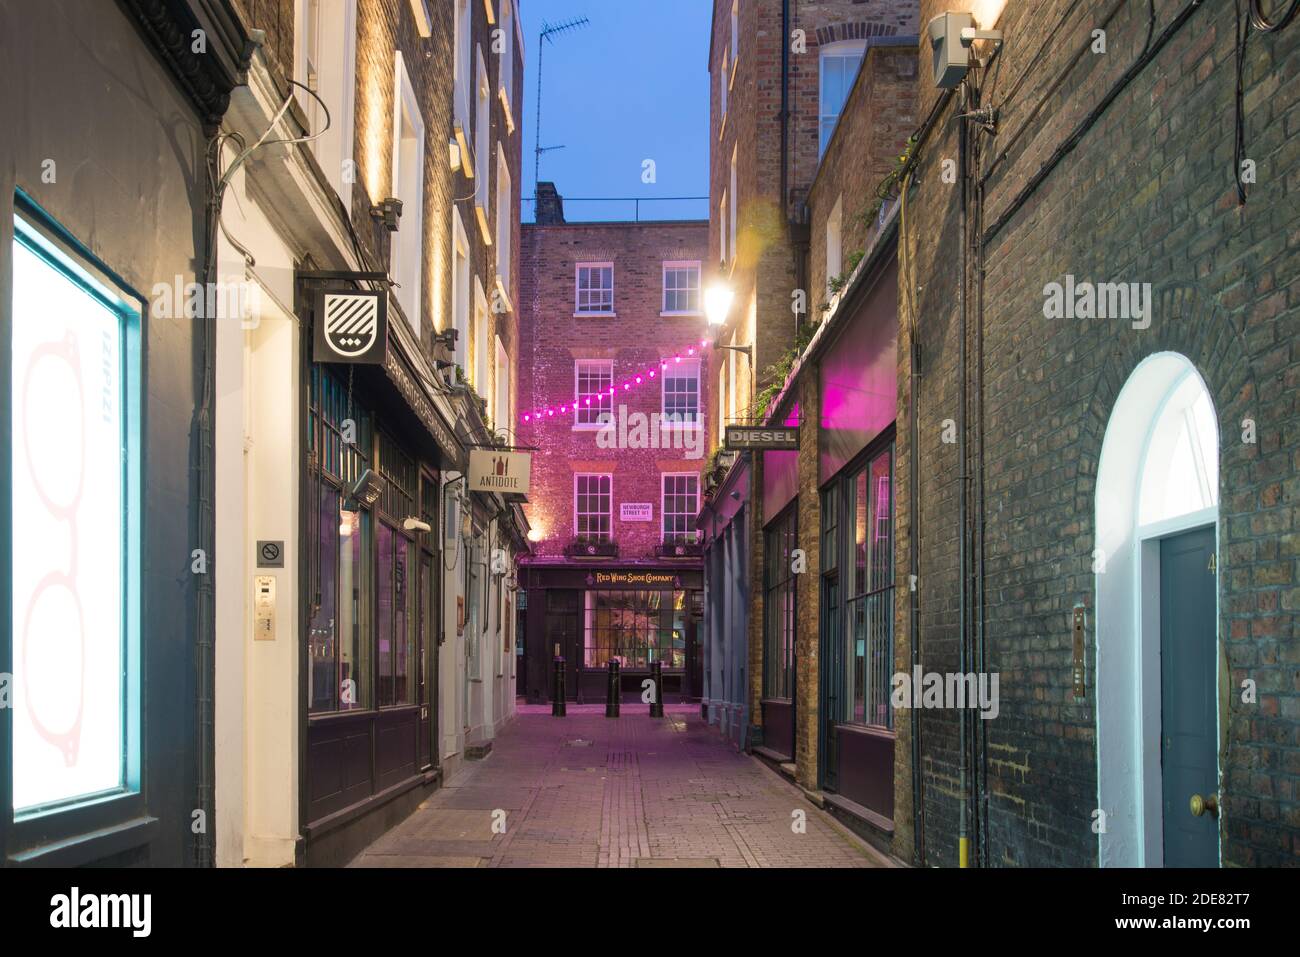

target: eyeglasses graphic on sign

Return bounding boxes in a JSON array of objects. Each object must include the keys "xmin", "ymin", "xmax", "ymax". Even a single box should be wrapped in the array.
[
  {"xmin": 11, "ymin": 218, "xmax": 131, "ymax": 813},
  {"xmin": 313, "ymin": 288, "xmax": 388, "ymax": 365}
]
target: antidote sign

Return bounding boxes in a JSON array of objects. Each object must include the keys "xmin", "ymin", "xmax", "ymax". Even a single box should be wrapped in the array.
[
  {"xmin": 724, "ymin": 425, "xmax": 799, "ymax": 450},
  {"xmin": 468, "ymin": 449, "xmax": 532, "ymax": 495}
]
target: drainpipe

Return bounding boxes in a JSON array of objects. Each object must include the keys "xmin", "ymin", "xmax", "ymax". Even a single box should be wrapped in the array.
[
  {"xmin": 905, "ymin": 170, "xmax": 925, "ymax": 867},
  {"xmin": 972, "ymin": 81, "xmax": 991, "ymax": 871},
  {"xmin": 956, "ymin": 81, "xmax": 971, "ymax": 870}
]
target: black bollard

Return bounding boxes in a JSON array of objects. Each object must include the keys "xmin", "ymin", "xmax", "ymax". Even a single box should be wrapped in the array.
[
  {"xmin": 649, "ymin": 660, "xmax": 664, "ymax": 718},
  {"xmin": 605, "ymin": 658, "xmax": 621, "ymax": 717},
  {"xmin": 552, "ymin": 655, "xmax": 567, "ymax": 717}
]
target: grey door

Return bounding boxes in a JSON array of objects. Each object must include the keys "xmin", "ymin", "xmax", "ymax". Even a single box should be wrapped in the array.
[{"xmin": 1160, "ymin": 526, "xmax": 1218, "ymax": 867}]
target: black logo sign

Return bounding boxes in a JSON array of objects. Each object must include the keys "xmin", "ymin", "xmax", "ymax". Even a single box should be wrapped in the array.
[{"xmin": 313, "ymin": 289, "xmax": 388, "ymax": 365}]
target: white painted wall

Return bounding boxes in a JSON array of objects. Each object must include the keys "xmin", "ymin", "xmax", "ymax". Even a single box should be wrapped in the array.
[{"xmin": 213, "ymin": 149, "xmax": 300, "ymax": 867}]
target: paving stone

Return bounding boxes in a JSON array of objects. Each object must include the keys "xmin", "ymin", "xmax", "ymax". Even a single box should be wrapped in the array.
[{"xmin": 352, "ymin": 705, "xmax": 889, "ymax": 868}]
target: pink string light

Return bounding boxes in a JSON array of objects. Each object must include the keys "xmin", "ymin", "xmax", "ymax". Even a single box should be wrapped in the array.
[{"xmin": 522, "ymin": 340, "xmax": 712, "ymax": 425}]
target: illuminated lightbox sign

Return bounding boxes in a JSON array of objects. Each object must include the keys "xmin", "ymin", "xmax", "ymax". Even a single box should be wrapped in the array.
[
  {"xmin": 590, "ymin": 571, "xmax": 680, "ymax": 588},
  {"xmin": 620, "ymin": 503, "xmax": 653, "ymax": 522},
  {"xmin": 468, "ymin": 449, "xmax": 532, "ymax": 495},
  {"xmin": 724, "ymin": 425, "xmax": 799, "ymax": 450},
  {"xmin": 313, "ymin": 289, "xmax": 388, "ymax": 364}
]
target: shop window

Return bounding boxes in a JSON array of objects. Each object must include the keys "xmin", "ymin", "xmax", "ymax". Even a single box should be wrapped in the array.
[
  {"xmin": 763, "ymin": 505, "xmax": 798, "ymax": 700},
  {"xmin": 662, "ymin": 356, "xmax": 700, "ymax": 426},
  {"xmin": 575, "ymin": 359, "xmax": 613, "ymax": 428},
  {"xmin": 583, "ymin": 589, "xmax": 687, "ymax": 669},
  {"xmin": 575, "ymin": 263, "xmax": 614, "ymax": 314},
  {"xmin": 574, "ymin": 474, "xmax": 612, "ymax": 540},
  {"xmin": 10, "ymin": 203, "xmax": 142, "ymax": 816},
  {"xmin": 375, "ymin": 523, "xmax": 416, "ymax": 706},
  {"xmin": 662, "ymin": 261, "xmax": 702, "ymax": 314},
  {"xmin": 820, "ymin": 40, "xmax": 866, "ymax": 158},
  {"xmin": 662, "ymin": 474, "xmax": 700, "ymax": 543},
  {"xmin": 845, "ymin": 444, "xmax": 894, "ymax": 728},
  {"xmin": 308, "ymin": 369, "xmax": 376, "ymax": 714}
]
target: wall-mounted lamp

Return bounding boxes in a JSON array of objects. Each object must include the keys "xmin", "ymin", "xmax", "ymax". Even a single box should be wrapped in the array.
[
  {"xmin": 370, "ymin": 197, "xmax": 403, "ymax": 232},
  {"xmin": 402, "ymin": 517, "xmax": 432, "ymax": 534},
  {"xmin": 927, "ymin": 11, "xmax": 1003, "ymax": 89},
  {"xmin": 344, "ymin": 468, "xmax": 385, "ymax": 511},
  {"xmin": 449, "ymin": 140, "xmax": 463, "ymax": 173},
  {"xmin": 705, "ymin": 284, "xmax": 735, "ymax": 327},
  {"xmin": 716, "ymin": 343, "xmax": 754, "ymax": 363}
]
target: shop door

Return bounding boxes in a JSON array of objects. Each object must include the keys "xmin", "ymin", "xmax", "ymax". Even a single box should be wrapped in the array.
[
  {"xmin": 820, "ymin": 573, "xmax": 842, "ymax": 791},
  {"xmin": 1160, "ymin": 526, "xmax": 1218, "ymax": 867},
  {"xmin": 418, "ymin": 551, "xmax": 435, "ymax": 770},
  {"xmin": 545, "ymin": 590, "xmax": 581, "ymax": 700}
]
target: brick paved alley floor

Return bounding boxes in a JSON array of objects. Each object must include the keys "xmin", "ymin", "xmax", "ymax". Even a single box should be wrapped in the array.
[{"xmin": 350, "ymin": 704, "xmax": 894, "ymax": 868}]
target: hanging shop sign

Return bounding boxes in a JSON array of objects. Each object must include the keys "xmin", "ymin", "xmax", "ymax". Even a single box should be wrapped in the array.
[
  {"xmin": 313, "ymin": 288, "xmax": 388, "ymax": 364},
  {"xmin": 725, "ymin": 425, "xmax": 799, "ymax": 450},
  {"xmin": 468, "ymin": 449, "xmax": 532, "ymax": 495},
  {"xmin": 620, "ymin": 503, "xmax": 653, "ymax": 522}
]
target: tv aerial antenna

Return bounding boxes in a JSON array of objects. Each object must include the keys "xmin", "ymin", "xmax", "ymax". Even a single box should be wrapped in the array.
[{"xmin": 533, "ymin": 15, "xmax": 590, "ymax": 200}]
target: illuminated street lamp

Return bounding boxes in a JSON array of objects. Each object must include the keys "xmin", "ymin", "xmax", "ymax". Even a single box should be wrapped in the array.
[{"xmin": 704, "ymin": 284, "xmax": 734, "ymax": 327}]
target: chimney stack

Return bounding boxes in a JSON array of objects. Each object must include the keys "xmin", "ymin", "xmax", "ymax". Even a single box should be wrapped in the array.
[{"xmin": 534, "ymin": 182, "xmax": 566, "ymax": 225}]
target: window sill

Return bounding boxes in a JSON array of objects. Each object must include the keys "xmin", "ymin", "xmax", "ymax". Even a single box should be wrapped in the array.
[
  {"xmin": 572, "ymin": 423, "xmax": 610, "ymax": 432},
  {"xmin": 660, "ymin": 311, "xmax": 703, "ymax": 318},
  {"xmin": 574, "ymin": 311, "xmax": 616, "ymax": 319},
  {"xmin": 9, "ymin": 814, "xmax": 159, "ymax": 867}
]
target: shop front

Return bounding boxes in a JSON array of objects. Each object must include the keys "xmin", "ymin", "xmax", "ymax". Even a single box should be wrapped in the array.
[
  {"xmin": 697, "ymin": 452, "xmax": 750, "ymax": 748},
  {"xmin": 521, "ymin": 564, "xmax": 704, "ymax": 705},
  {"xmin": 813, "ymin": 245, "xmax": 900, "ymax": 835},
  {"xmin": 298, "ymin": 291, "xmax": 462, "ymax": 866}
]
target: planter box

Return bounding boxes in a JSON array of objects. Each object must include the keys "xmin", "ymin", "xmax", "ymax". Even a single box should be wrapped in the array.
[
  {"xmin": 656, "ymin": 542, "xmax": 703, "ymax": 558},
  {"xmin": 565, "ymin": 539, "xmax": 618, "ymax": 559}
]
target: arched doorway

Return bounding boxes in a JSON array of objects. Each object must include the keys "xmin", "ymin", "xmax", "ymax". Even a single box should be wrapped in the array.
[{"xmin": 1095, "ymin": 353, "xmax": 1221, "ymax": 867}]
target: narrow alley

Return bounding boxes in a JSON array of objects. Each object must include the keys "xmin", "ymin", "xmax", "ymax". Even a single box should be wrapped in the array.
[{"xmin": 351, "ymin": 706, "xmax": 889, "ymax": 868}]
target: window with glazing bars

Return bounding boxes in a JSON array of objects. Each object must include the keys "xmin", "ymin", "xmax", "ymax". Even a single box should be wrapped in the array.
[
  {"xmin": 846, "ymin": 444, "xmax": 894, "ymax": 728},
  {"xmin": 310, "ymin": 366, "xmax": 371, "ymax": 483},
  {"xmin": 662, "ymin": 474, "xmax": 699, "ymax": 543},
  {"xmin": 764, "ymin": 505, "xmax": 798, "ymax": 699},
  {"xmin": 576, "ymin": 264, "xmax": 613, "ymax": 313},
  {"xmin": 583, "ymin": 589, "xmax": 687, "ymax": 668},
  {"xmin": 575, "ymin": 360, "xmax": 613, "ymax": 426},
  {"xmin": 662, "ymin": 262, "xmax": 701, "ymax": 313},
  {"xmin": 574, "ymin": 474, "xmax": 612, "ymax": 540},
  {"xmin": 662, "ymin": 357, "xmax": 700, "ymax": 425}
]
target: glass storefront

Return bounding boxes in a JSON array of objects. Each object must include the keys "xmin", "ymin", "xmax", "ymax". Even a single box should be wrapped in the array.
[{"xmin": 583, "ymin": 589, "xmax": 688, "ymax": 669}]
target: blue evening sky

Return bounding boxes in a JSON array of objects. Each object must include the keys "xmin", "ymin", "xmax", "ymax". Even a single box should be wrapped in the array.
[{"xmin": 519, "ymin": 0, "xmax": 712, "ymax": 222}]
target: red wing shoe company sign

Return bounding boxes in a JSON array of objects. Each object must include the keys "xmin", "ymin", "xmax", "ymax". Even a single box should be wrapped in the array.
[
  {"xmin": 468, "ymin": 449, "xmax": 532, "ymax": 495},
  {"xmin": 314, "ymin": 289, "xmax": 388, "ymax": 364}
]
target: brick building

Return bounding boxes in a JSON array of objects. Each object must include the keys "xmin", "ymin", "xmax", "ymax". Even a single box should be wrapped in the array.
[
  {"xmin": 719, "ymin": 0, "xmax": 1300, "ymax": 869},
  {"xmin": 517, "ymin": 192, "xmax": 710, "ymax": 705},
  {"xmin": 698, "ymin": 0, "xmax": 919, "ymax": 759},
  {"xmin": 894, "ymin": 0, "xmax": 1300, "ymax": 868},
  {"xmin": 209, "ymin": 0, "xmax": 528, "ymax": 866}
]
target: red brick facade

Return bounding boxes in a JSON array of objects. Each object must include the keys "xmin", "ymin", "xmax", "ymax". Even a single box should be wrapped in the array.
[{"xmin": 519, "ymin": 218, "xmax": 710, "ymax": 559}]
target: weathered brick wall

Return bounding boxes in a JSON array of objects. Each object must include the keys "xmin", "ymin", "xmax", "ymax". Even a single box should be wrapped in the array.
[
  {"xmin": 902, "ymin": 0, "xmax": 1300, "ymax": 866},
  {"xmin": 230, "ymin": 0, "xmax": 294, "ymax": 76},
  {"xmin": 788, "ymin": 0, "xmax": 920, "ymax": 213},
  {"xmin": 807, "ymin": 44, "xmax": 917, "ymax": 314},
  {"xmin": 518, "ymin": 220, "xmax": 710, "ymax": 558}
]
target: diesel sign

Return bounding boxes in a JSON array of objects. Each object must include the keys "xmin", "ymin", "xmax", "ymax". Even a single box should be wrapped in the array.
[{"xmin": 724, "ymin": 425, "xmax": 799, "ymax": 450}]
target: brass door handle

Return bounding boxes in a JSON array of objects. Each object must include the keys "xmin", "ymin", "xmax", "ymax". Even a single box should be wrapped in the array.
[{"xmin": 1189, "ymin": 792, "xmax": 1218, "ymax": 818}]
